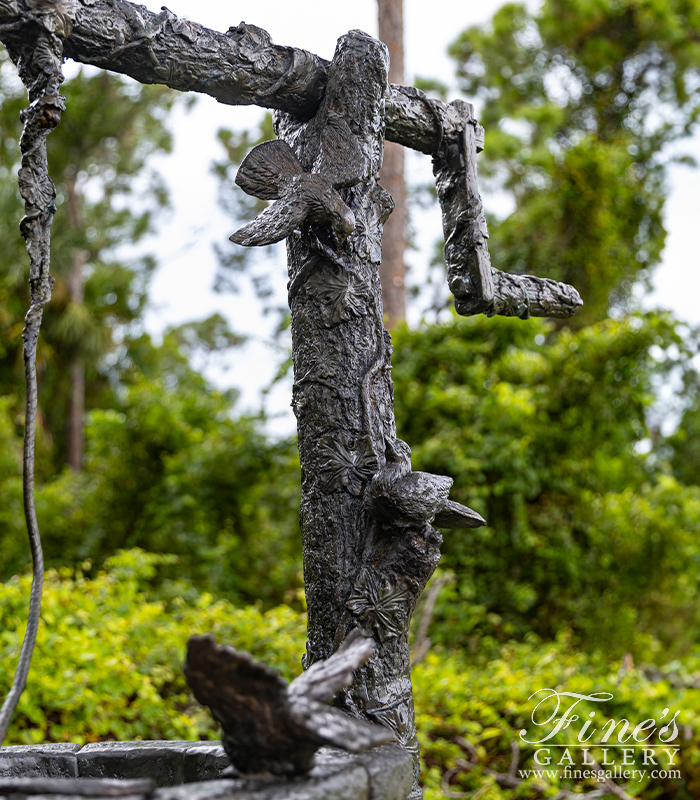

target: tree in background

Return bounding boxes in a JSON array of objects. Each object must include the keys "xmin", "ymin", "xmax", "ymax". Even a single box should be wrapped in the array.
[
  {"xmin": 212, "ymin": 113, "xmax": 292, "ymax": 336},
  {"xmin": 0, "ymin": 57, "xmax": 175, "ymax": 471},
  {"xmin": 449, "ymin": 0, "xmax": 700, "ymax": 325},
  {"xmin": 393, "ymin": 312, "xmax": 700, "ymax": 654},
  {"xmin": 389, "ymin": 0, "xmax": 700, "ymax": 655},
  {"xmin": 46, "ymin": 321, "xmax": 302, "ymax": 606},
  {"xmin": 53, "ymin": 70, "xmax": 175, "ymax": 470},
  {"xmin": 0, "ymin": 310, "xmax": 303, "ymax": 605},
  {"xmin": 0, "ymin": 54, "xmax": 301, "ymax": 602},
  {"xmin": 378, "ymin": 0, "xmax": 408, "ymax": 327},
  {"xmin": 668, "ymin": 374, "xmax": 700, "ymax": 486}
]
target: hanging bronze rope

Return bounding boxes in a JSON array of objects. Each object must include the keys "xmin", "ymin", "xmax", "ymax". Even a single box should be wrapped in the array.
[{"xmin": 0, "ymin": 0, "xmax": 72, "ymax": 744}]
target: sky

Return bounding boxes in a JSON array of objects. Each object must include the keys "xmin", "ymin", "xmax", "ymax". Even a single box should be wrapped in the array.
[{"xmin": 121, "ymin": 0, "xmax": 699, "ymax": 436}]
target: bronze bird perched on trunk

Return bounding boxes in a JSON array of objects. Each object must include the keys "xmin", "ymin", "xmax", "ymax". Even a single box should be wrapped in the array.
[
  {"xmin": 366, "ymin": 438, "xmax": 486, "ymax": 529},
  {"xmin": 230, "ymin": 114, "xmax": 366, "ymax": 247},
  {"xmin": 183, "ymin": 630, "xmax": 392, "ymax": 777}
]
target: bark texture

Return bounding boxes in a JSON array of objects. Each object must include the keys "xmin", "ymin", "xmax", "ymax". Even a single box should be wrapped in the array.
[
  {"xmin": 378, "ymin": 0, "xmax": 407, "ymax": 327},
  {"xmin": 488, "ymin": 269, "xmax": 583, "ymax": 319},
  {"xmin": 276, "ymin": 32, "xmax": 440, "ymax": 797}
]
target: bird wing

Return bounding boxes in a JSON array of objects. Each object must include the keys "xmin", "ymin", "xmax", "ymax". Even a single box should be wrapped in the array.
[
  {"xmin": 290, "ymin": 698, "xmax": 395, "ymax": 752},
  {"xmin": 287, "ymin": 631, "xmax": 393, "ymax": 754},
  {"xmin": 229, "ymin": 196, "xmax": 308, "ymax": 247},
  {"xmin": 378, "ymin": 472, "xmax": 453, "ymax": 523},
  {"xmin": 183, "ymin": 634, "xmax": 290, "ymax": 730},
  {"xmin": 315, "ymin": 113, "xmax": 366, "ymax": 189},
  {"xmin": 434, "ymin": 499, "xmax": 487, "ymax": 529},
  {"xmin": 235, "ymin": 139, "xmax": 304, "ymax": 200},
  {"xmin": 288, "ymin": 629, "xmax": 373, "ymax": 704}
]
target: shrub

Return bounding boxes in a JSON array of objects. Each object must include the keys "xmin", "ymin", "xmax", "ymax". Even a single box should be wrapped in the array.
[
  {"xmin": 392, "ymin": 313, "xmax": 700, "ymax": 653},
  {"xmin": 0, "ymin": 549, "xmax": 307, "ymax": 745},
  {"xmin": 414, "ymin": 637, "xmax": 700, "ymax": 799}
]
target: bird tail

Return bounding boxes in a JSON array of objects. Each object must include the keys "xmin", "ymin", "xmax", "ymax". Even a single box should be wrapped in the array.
[{"xmin": 235, "ymin": 139, "xmax": 304, "ymax": 200}]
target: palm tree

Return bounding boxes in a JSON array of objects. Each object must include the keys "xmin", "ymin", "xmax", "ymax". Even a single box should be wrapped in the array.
[{"xmin": 0, "ymin": 62, "xmax": 176, "ymax": 471}]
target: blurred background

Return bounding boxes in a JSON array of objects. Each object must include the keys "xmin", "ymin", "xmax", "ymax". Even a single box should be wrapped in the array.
[{"xmin": 1, "ymin": 1, "xmax": 699, "ymax": 797}]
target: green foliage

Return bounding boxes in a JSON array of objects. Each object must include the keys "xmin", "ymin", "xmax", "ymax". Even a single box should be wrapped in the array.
[
  {"xmin": 213, "ymin": 113, "xmax": 275, "ymax": 228},
  {"xmin": 3, "ymin": 554, "xmax": 699, "ymax": 800},
  {"xmin": 0, "ymin": 326, "xmax": 303, "ymax": 607},
  {"xmin": 211, "ymin": 113, "xmax": 291, "ymax": 339},
  {"xmin": 448, "ymin": 0, "xmax": 700, "ymax": 323},
  {"xmin": 0, "ymin": 550, "xmax": 306, "ymax": 745},
  {"xmin": 392, "ymin": 312, "xmax": 700, "ymax": 652},
  {"xmin": 0, "ymin": 396, "xmax": 24, "ymax": 552},
  {"xmin": 0, "ymin": 49, "xmax": 294, "ymax": 599},
  {"xmin": 0, "ymin": 54, "xmax": 176, "ymax": 468},
  {"xmin": 414, "ymin": 638, "xmax": 700, "ymax": 799},
  {"xmin": 667, "ymin": 364, "xmax": 700, "ymax": 487},
  {"xmin": 211, "ymin": 114, "xmax": 283, "ymax": 296},
  {"xmin": 413, "ymin": 77, "xmax": 449, "ymax": 102},
  {"xmin": 166, "ymin": 313, "xmax": 247, "ymax": 355}
]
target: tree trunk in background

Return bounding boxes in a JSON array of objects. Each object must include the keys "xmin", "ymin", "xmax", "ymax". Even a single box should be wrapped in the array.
[
  {"xmin": 66, "ymin": 251, "xmax": 85, "ymax": 472},
  {"xmin": 65, "ymin": 183, "xmax": 85, "ymax": 472},
  {"xmin": 378, "ymin": 0, "xmax": 407, "ymax": 327}
]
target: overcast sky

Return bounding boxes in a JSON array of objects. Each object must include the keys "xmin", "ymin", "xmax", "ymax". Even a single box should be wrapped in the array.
[{"xmin": 125, "ymin": 1, "xmax": 699, "ymax": 435}]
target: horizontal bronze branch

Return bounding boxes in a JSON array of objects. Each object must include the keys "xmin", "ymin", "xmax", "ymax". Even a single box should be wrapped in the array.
[
  {"xmin": 453, "ymin": 269, "xmax": 583, "ymax": 319},
  {"xmin": 0, "ymin": 1, "xmax": 578, "ymax": 324},
  {"xmin": 0, "ymin": 0, "xmax": 466, "ymax": 155}
]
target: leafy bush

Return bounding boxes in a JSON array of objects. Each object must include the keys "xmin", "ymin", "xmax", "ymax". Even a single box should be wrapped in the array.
[
  {"xmin": 0, "ymin": 396, "xmax": 25, "ymax": 568},
  {"xmin": 448, "ymin": 0, "xmax": 700, "ymax": 327},
  {"xmin": 0, "ymin": 329, "xmax": 304, "ymax": 608},
  {"xmin": 3, "ymin": 552, "xmax": 700, "ymax": 799},
  {"xmin": 0, "ymin": 550, "xmax": 307, "ymax": 745},
  {"xmin": 392, "ymin": 312, "xmax": 700, "ymax": 653},
  {"xmin": 414, "ymin": 638, "xmax": 700, "ymax": 799}
]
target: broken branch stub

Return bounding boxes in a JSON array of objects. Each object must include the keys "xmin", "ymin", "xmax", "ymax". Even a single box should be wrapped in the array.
[{"xmin": 432, "ymin": 99, "xmax": 582, "ymax": 320}]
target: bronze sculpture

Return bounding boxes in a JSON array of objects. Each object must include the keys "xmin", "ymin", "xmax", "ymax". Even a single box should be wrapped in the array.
[
  {"xmin": 0, "ymin": 3, "xmax": 582, "ymax": 796},
  {"xmin": 366, "ymin": 438, "xmax": 486, "ymax": 529}
]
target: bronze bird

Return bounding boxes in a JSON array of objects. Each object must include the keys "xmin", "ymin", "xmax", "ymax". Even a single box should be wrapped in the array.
[
  {"xmin": 183, "ymin": 630, "xmax": 392, "ymax": 777},
  {"xmin": 366, "ymin": 438, "xmax": 486, "ymax": 529},
  {"xmin": 230, "ymin": 114, "xmax": 366, "ymax": 248}
]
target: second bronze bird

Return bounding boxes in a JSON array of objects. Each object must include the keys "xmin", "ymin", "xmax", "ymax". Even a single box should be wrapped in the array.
[
  {"xmin": 230, "ymin": 114, "xmax": 366, "ymax": 248},
  {"xmin": 366, "ymin": 438, "xmax": 486, "ymax": 530}
]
